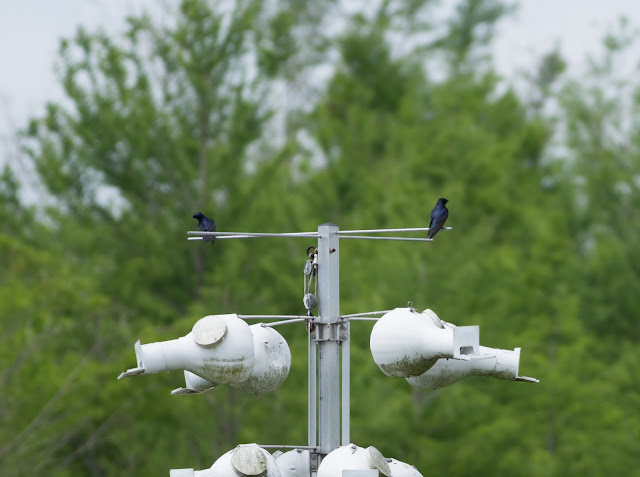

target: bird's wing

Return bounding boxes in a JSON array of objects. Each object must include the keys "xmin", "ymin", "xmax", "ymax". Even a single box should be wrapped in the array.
[
  {"xmin": 427, "ymin": 210, "xmax": 448, "ymax": 239},
  {"xmin": 434, "ymin": 213, "xmax": 447, "ymax": 229},
  {"xmin": 203, "ymin": 218, "xmax": 216, "ymax": 244}
]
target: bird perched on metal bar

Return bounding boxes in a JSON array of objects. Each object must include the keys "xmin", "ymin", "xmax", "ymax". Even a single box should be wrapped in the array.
[
  {"xmin": 426, "ymin": 198, "xmax": 449, "ymax": 239},
  {"xmin": 192, "ymin": 212, "xmax": 216, "ymax": 245}
]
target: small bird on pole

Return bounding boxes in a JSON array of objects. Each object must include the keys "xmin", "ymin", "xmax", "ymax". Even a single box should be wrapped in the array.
[
  {"xmin": 426, "ymin": 198, "xmax": 449, "ymax": 239},
  {"xmin": 192, "ymin": 212, "xmax": 216, "ymax": 245}
]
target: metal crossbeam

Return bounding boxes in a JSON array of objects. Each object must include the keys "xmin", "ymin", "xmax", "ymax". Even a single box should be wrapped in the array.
[
  {"xmin": 342, "ymin": 310, "xmax": 391, "ymax": 318},
  {"xmin": 338, "ymin": 227, "xmax": 452, "ymax": 234},
  {"xmin": 187, "ymin": 227, "xmax": 452, "ymax": 241},
  {"xmin": 257, "ymin": 444, "xmax": 318, "ymax": 450},
  {"xmin": 262, "ymin": 318, "xmax": 308, "ymax": 327},
  {"xmin": 188, "ymin": 230, "xmax": 318, "ymax": 238},
  {"xmin": 239, "ymin": 315, "xmax": 310, "ymax": 320},
  {"xmin": 339, "ymin": 235, "xmax": 434, "ymax": 242}
]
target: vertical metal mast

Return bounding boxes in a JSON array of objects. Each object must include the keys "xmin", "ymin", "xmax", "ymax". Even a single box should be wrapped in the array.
[
  {"xmin": 308, "ymin": 325, "xmax": 317, "ymax": 451},
  {"xmin": 341, "ymin": 319, "xmax": 350, "ymax": 446},
  {"xmin": 316, "ymin": 224, "xmax": 341, "ymax": 456}
]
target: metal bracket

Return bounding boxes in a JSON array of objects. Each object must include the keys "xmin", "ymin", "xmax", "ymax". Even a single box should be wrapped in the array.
[
  {"xmin": 310, "ymin": 322, "xmax": 348, "ymax": 342},
  {"xmin": 310, "ymin": 451, "xmax": 319, "ymax": 472}
]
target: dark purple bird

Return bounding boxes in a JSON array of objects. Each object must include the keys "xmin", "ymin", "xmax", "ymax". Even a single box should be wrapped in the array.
[
  {"xmin": 192, "ymin": 212, "xmax": 216, "ymax": 245},
  {"xmin": 426, "ymin": 198, "xmax": 449, "ymax": 239}
]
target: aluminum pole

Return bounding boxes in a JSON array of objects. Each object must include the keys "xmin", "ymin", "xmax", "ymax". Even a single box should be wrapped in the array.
[
  {"xmin": 317, "ymin": 224, "xmax": 341, "ymax": 455},
  {"xmin": 308, "ymin": 328, "xmax": 317, "ymax": 449},
  {"xmin": 341, "ymin": 321, "xmax": 350, "ymax": 445}
]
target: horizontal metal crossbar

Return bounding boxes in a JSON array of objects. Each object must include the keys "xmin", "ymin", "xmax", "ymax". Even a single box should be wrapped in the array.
[
  {"xmin": 339, "ymin": 235, "xmax": 434, "ymax": 242},
  {"xmin": 239, "ymin": 315, "xmax": 311, "ymax": 320},
  {"xmin": 341, "ymin": 310, "xmax": 391, "ymax": 318},
  {"xmin": 262, "ymin": 318, "xmax": 308, "ymax": 327},
  {"xmin": 338, "ymin": 227, "xmax": 452, "ymax": 234},
  {"xmin": 258, "ymin": 444, "xmax": 318, "ymax": 450},
  {"xmin": 188, "ymin": 230, "xmax": 318, "ymax": 238},
  {"xmin": 188, "ymin": 227, "xmax": 451, "ymax": 241}
]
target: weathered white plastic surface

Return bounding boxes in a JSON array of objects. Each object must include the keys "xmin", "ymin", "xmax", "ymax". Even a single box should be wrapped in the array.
[
  {"xmin": 386, "ymin": 458, "xmax": 424, "ymax": 477},
  {"xmin": 170, "ymin": 469, "xmax": 195, "ymax": 477},
  {"xmin": 171, "ymin": 371, "xmax": 216, "ymax": 395},
  {"xmin": 173, "ymin": 444, "xmax": 282, "ymax": 477},
  {"xmin": 232, "ymin": 325, "xmax": 292, "ymax": 394},
  {"xmin": 193, "ymin": 315, "xmax": 228, "ymax": 347},
  {"xmin": 275, "ymin": 449, "xmax": 422, "ymax": 477},
  {"xmin": 273, "ymin": 449, "xmax": 310, "ymax": 477},
  {"xmin": 370, "ymin": 308, "xmax": 537, "ymax": 387},
  {"xmin": 452, "ymin": 325, "xmax": 479, "ymax": 359},
  {"xmin": 209, "ymin": 444, "xmax": 281, "ymax": 477},
  {"xmin": 406, "ymin": 346, "xmax": 522, "ymax": 388},
  {"xmin": 118, "ymin": 314, "xmax": 255, "ymax": 386},
  {"xmin": 369, "ymin": 308, "xmax": 454, "ymax": 377},
  {"xmin": 317, "ymin": 444, "xmax": 391, "ymax": 477}
]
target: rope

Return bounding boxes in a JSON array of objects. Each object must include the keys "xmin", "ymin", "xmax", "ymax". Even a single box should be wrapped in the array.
[{"xmin": 303, "ymin": 246, "xmax": 318, "ymax": 316}]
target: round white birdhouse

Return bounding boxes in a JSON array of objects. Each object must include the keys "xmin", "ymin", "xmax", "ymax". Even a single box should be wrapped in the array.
[
  {"xmin": 387, "ymin": 458, "xmax": 424, "ymax": 477},
  {"xmin": 273, "ymin": 449, "xmax": 310, "ymax": 477},
  {"xmin": 369, "ymin": 308, "xmax": 453, "ymax": 378},
  {"xmin": 317, "ymin": 444, "xmax": 391, "ymax": 477},
  {"xmin": 188, "ymin": 314, "xmax": 256, "ymax": 385},
  {"xmin": 209, "ymin": 444, "xmax": 281, "ymax": 477},
  {"xmin": 135, "ymin": 314, "xmax": 255, "ymax": 385},
  {"xmin": 232, "ymin": 325, "xmax": 292, "ymax": 394}
]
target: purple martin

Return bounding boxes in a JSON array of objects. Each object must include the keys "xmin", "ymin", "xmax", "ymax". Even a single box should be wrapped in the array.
[
  {"xmin": 192, "ymin": 212, "xmax": 216, "ymax": 245},
  {"xmin": 426, "ymin": 198, "xmax": 449, "ymax": 239}
]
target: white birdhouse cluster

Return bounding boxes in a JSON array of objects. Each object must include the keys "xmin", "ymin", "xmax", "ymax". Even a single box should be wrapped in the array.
[
  {"xmin": 170, "ymin": 443, "xmax": 422, "ymax": 477},
  {"xmin": 170, "ymin": 444, "xmax": 311, "ymax": 477},
  {"xmin": 119, "ymin": 223, "xmax": 536, "ymax": 476},
  {"xmin": 317, "ymin": 444, "xmax": 421, "ymax": 477}
]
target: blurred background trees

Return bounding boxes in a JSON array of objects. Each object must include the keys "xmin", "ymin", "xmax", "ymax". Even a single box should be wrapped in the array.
[{"xmin": 1, "ymin": 0, "xmax": 639, "ymax": 475}]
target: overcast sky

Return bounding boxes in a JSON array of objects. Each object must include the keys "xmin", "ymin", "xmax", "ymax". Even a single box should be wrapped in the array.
[{"xmin": 1, "ymin": 0, "xmax": 639, "ymax": 162}]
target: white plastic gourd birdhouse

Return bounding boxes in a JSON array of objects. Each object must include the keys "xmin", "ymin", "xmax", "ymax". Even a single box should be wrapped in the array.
[
  {"xmin": 370, "ymin": 308, "xmax": 454, "ymax": 377},
  {"xmin": 172, "ymin": 370, "xmax": 218, "ymax": 395},
  {"xmin": 317, "ymin": 444, "xmax": 391, "ymax": 477},
  {"xmin": 386, "ymin": 459, "xmax": 424, "ymax": 477},
  {"xmin": 369, "ymin": 308, "xmax": 538, "ymax": 388},
  {"xmin": 232, "ymin": 324, "xmax": 291, "ymax": 394},
  {"xmin": 172, "ymin": 324, "xmax": 292, "ymax": 395},
  {"xmin": 212, "ymin": 444, "xmax": 281, "ymax": 477},
  {"xmin": 171, "ymin": 444, "xmax": 281, "ymax": 477},
  {"xmin": 273, "ymin": 449, "xmax": 310, "ymax": 477},
  {"xmin": 118, "ymin": 314, "xmax": 255, "ymax": 385},
  {"xmin": 405, "ymin": 346, "xmax": 531, "ymax": 389}
]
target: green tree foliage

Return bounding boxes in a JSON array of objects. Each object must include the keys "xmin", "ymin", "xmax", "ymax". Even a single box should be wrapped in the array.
[
  {"xmin": 2, "ymin": 1, "xmax": 639, "ymax": 476},
  {"xmin": 556, "ymin": 18, "xmax": 640, "ymax": 342}
]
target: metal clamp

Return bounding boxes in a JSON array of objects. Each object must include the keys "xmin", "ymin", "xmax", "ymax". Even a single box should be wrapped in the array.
[
  {"xmin": 310, "ymin": 452, "xmax": 319, "ymax": 472},
  {"xmin": 310, "ymin": 322, "xmax": 348, "ymax": 342}
]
